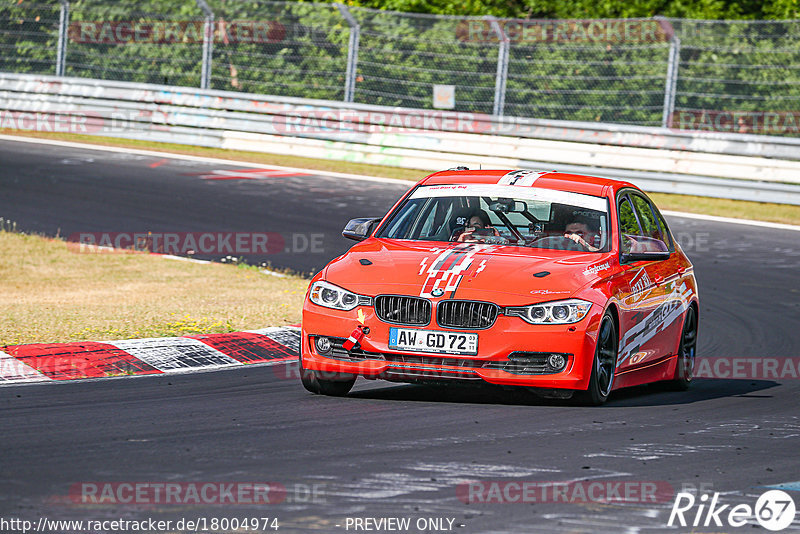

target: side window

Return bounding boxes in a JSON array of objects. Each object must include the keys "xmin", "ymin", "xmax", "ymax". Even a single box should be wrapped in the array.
[
  {"xmin": 653, "ymin": 206, "xmax": 675, "ymax": 252},
  {"xmin": 618, "ymin": 197, "xmax": 641, "ymax": 254},
  {"xmin": 630, "ymin": 195, "xmax": 658, "ymax": 236},
  {"xmin": 382, "ymin": 199, "xmax": 421, "ymax": 239},
  {"xmin": 630, "ymin": 195, "xmax": 670, "ymax": 253},
  {"xmin": 415, "ymin": 197, "xmax": 460, "ymax": 240}
]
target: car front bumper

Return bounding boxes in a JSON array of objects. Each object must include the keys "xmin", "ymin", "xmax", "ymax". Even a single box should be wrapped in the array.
[{"xmin": 301, "ymin": 301, "xmax": 605, "ymax": 391}]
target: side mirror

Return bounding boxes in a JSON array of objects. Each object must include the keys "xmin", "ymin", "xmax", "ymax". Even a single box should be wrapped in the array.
[
  {"xmin": 621, "ymin": 251, "xmax": 671, "ymax": 264},
  {"xmin": 342, "ymin": 217, "xmax": 382, "ymax": 241}
]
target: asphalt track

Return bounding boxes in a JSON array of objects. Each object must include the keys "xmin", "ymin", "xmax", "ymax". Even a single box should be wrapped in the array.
[{"xmin": 1, "ymin": 138, "xmax": 800, "ymax": 533}]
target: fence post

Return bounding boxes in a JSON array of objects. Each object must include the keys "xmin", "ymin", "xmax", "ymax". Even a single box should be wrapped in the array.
[
  {"xmin": 55, "ymin": 0, "xmax": 69, "ymax": 76},
  {"xmin": 196, "ymin": 0, "xmax": 214, "ymax": 90},
  {"xmin": 336, "ymin": 4, "xmax": 359, "ymax": 103},
  {"xmin": 487, "ymin": 16, "xmax": 509, "ymax": 117},
  {"xmin": 661, "ymin": 36, "xmax": 681, "ymax": 128}
]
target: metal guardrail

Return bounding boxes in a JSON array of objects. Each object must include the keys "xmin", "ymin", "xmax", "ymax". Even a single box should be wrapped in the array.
[{"xmin": 1, "ymin": 72, "xmax": 799, "ymax": 205}]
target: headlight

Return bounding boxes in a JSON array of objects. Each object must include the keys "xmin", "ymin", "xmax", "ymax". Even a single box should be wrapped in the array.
[
  {"xmin": 505, "ymin": 299, "xmax": 592, "ymax": 324},
  {"xmin": 309, "ymin": 281, "xmax": 371, "ymax": 311}
]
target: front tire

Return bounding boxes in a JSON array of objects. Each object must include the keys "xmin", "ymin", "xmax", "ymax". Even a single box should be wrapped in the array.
[
  {"xmin": 669, "ymin": 305, "xmax": 697, "ymax": 391},
  {"xmin": 299, "ymin": 354, "xmax": 356, "ymax": 397},
  {"xmin": 577, "ymin": 312, "xmax": 618, "ymax": 406}
]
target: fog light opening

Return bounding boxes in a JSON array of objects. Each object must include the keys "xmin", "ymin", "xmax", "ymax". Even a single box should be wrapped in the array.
[
  {"xmin": 547, "ymin": 353, "xmax": 567, "ymax": 371},
  {"xmin": 315, "ymin": 336, "xmax": 332, "ymax": 354}
]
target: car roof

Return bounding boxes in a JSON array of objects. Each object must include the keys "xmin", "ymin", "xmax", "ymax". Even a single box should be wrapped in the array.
[{"xmin": 419, "ymin": 169, "xmax": 637, "ymax": 198}]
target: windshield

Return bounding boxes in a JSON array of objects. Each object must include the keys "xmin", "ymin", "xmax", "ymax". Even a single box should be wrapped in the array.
[{"xmin": 377, "ymin": 184, "xmax": 610, "ymax": 252}]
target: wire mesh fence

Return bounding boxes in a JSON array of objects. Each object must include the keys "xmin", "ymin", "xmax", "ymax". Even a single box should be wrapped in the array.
[
  {"xmin": 2, "ymin": 1, "xmax": 800, "ymax": 136},
  {"xmin": 0, "ymin": 2, "xmax": 61, "ymax": 75},
  {"xmin": 671, "ymin": 19, "xmax": 800, "ymax": 136},
  {"xmin": 350, "ymin": 8, "xmax": 499, "ymax": 113},
  {"xmin": 206, "ymin": 1, "xmax": 348, "ymax": 100},
  {"xmin": 65, "ymin": 0, "xmax": 206, "ymax": 86},
  {"xmin": 503, "ymin": 21, "xmax": 673, "ymax": 126}
]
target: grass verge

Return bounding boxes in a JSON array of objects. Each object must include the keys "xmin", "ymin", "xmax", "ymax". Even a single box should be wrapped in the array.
[
  {"xmin": 3, "ymin": 130, "xmax": 799, "ymax": 226},
  {"xmin": 0, "ymin": 230, "xmax": 308, "ymax": 346}
]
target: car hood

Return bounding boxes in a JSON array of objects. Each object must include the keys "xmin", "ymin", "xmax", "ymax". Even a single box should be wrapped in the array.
[{"xmin": 323, "ymin": 238, "xmax": 616, "ymax": 306}]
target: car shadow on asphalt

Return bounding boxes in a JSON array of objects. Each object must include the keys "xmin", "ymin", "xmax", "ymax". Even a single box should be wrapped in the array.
[
  {"xmin": 344, "ymin": 378, "xmax": 779, "ymax": 407},
  {"xmin": 604, "ymin": 378, "xmax": 779, "ymax": 407}
]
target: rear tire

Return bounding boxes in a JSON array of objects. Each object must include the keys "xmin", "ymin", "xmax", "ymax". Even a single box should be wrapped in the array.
[
  {"xmin": 669, "ymin": 305, "xmax": 697, "ymax": 391},
  {"xmin": 299, "ymin": 354, "xmax": 356, "ymax": 397},
  {"xmin": 576, "ymin": 312, "xmax": 618, "ymax": 406}
]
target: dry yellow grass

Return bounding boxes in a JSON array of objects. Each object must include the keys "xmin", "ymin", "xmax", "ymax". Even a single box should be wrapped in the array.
[
  {"xmin": 4, "ymin": 131, "xmax": 799, "ymax": 225},
  {"xmin": 0, "ymin": 230, "xmax": 308, "ymax": 346}
]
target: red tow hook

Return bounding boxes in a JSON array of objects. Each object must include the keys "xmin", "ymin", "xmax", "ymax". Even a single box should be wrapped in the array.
[{"xmin": 343, "ymin": 325, "xmax": 370, "ymax": 351}]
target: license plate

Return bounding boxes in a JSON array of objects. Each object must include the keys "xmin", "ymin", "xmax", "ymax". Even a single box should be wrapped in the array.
[{"xmin": 388, "ymin": 327, "xmax": 478, "ymax": 356}]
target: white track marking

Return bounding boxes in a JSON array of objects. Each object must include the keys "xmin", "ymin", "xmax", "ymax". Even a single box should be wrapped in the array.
[
  {"xmin": 109, "ymin": 337, "xmax": 240, "ymax": 372},
  {"xmin": 159, "ymin": 254, "xmax": 212, "ymax": 264},
  {"xmin": 259, "ymin": 268, "xmax": 289, "ymax": 278},
  {"xmin": 2, "ymin": 134, "xmax": 796, "ymax": 230},
  {"xmin": 661, "ymin": 209, "xmax": 800, "ymax": 231},
  {"xmin": 584, "ymin": 443, "xmax": 732, "ymax": 461},
  {"xmin": 0, "ymin": 134, "xmax": 406, "ymax": 185}
]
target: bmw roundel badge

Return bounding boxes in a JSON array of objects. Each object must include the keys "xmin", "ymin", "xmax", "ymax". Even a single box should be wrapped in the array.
[{"xmin": 432, "ymin": 288, "xmax": 444, "ymax": 297}]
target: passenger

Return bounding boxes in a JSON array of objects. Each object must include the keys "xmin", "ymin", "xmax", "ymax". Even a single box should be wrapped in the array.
[{"xmin": 457, "ymin": 210, "xmax": 499, "ymax": 242}]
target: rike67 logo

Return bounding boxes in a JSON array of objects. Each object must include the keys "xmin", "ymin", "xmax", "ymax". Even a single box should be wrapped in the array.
[{"xmin": 668, "ymin": 490, "xmax": 796, "ymax": 531}]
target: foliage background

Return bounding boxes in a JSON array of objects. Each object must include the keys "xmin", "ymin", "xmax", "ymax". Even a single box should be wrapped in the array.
[{"xmin": 1, "ymin": 0, "xmax": 799, "ymax": 132}]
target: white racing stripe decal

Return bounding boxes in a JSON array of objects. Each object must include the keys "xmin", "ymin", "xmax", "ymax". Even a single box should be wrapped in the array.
[
  {"xmin": 497, "ymin": 169, "xmax": 549, "ymax": 186},
  {"xmin": 0, "ymin": 350, "xmax": 50, "ymax": 382},
  {"xmin": 109, "ymin": 338, "xmax": 240, "ymax": 372},
  {"xmin": 418, "ymin": 244, "xmax": 490, "ymax": 298},
  {"xmin": 618, "ymin": 282, "xmax": 693, "ymax": 364}
]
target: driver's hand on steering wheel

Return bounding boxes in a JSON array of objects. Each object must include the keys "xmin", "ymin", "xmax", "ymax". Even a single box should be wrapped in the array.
[{"xmin": 564, "ymin": 232, "xmax": 599, "ymax": 252}]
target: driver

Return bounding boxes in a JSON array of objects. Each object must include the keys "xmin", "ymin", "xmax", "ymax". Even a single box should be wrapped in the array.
[
  {"xmin": 564, "ymin": 218, "xmax": 600, "ymax": 252},
  {"xmin": 457, "ymin": 210, "xmax": 500, "ymax": 242}
]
